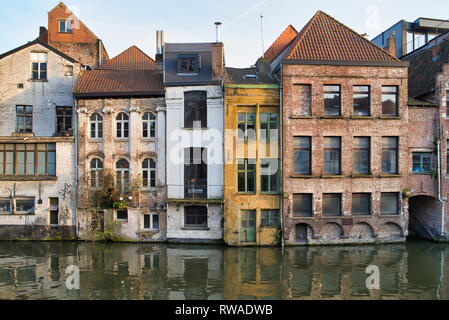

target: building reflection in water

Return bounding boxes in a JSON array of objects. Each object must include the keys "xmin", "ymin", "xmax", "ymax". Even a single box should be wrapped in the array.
[{"xmin": 0, "ymin": 241, "xmax": 448, "ymax": 300}]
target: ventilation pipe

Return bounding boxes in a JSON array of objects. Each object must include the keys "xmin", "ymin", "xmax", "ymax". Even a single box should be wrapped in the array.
[{"xmin": 215, "ymin": 22, "xmax": 222, "ymax": 43}]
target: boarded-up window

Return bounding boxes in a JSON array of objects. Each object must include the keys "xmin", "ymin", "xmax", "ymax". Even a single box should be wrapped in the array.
[{"xmin": 293, "ymin": 84, "xmax": 312, "ymax": 116}]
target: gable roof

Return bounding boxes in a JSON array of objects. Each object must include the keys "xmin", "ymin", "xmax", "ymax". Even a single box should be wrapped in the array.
[
  {"xmin": 285, "ymin": 11, "xmax": 400, "ymax": 63},
  {"xmin": 0, "ymin": 38, "xmax": 78, "ymax": 63},
  {"xmin": 99, "ymin": 46, "xmax": 156, "ymax": 70},
  {"xmin": 225, "ymin": 67, "xmax": 279, "ymax": 86},
  {"xmin": 402, "ymin": 35, "xmax": 449, "ymax": 99},
  {"xmin": 264, "ymin": 25, "xmax": 298, "ymax": 62}
]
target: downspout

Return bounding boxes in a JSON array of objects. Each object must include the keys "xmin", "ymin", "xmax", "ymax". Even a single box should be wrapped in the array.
[
  {"xmin": 438, "ymin": 140, "xmax": 445, "ymax": 237},
  {"xmin": 74, "ymin": 98, "xmax": 79, "ymax": 237},
  {"xmin": 280, "ymin": 62, "xmax": 285, "ymax": 248}
]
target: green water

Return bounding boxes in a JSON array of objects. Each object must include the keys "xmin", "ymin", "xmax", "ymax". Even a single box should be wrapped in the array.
[{"xmin": 0, "ymin": 240, "xmax": 448, "ymax": 300}]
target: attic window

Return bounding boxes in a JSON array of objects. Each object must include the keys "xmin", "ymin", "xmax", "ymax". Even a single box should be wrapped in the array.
[
  {"xmin": 178, "ymin": 55, "xmax": 200, "ymax": 74},
  {"xmin": 58, "ymin": 20, "xmax": 73, "ymax": 33}
]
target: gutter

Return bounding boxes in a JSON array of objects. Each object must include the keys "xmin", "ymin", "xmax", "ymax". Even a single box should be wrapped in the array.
[{"xmin": 437, "ymin": 140, "xmax": 446, "ymax": 237}]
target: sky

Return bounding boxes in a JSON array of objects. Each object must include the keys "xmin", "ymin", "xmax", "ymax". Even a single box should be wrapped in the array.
[{"xmin": 1, "ymin": 0, "xmax": 449, "ymax": 67}]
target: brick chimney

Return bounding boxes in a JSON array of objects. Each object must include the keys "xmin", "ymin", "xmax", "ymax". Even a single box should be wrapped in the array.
[
  {"xmin": 155, "ymin": 30, "xmax": 164, "ymax": 70},
  {"xmin": 255, "ymin": 57, "xmax": 271, "ymax": 74},
  {"xmin": 386, "ymin": 32, "xmax": 397, "ymax": 58},
  {"xmin": 38, "ymin": 26, "xmax": 48, "ymax": 43},
  {"xmin": 212, "ymin": 42, "xmax": 225, "ymax": 79}
]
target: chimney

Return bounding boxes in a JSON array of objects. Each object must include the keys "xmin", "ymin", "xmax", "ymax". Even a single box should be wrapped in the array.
[
  {"xmin": 212, "ymin": 42, "xmax": 225, "ymax": 79},
  {"xmin": 255, "ymin": 57, "xmax": 271, "ymax": 74},
  {"xmin": 155, "ymin": 30, "xmax": 164, "ymax": 69},
  {"xmin": 215, "ymin": 22, "xmax": 222, "ymax": 43},
  {"xmin": 38, "ymin": 26, "xmax": 48, "ymax": 43},
  {"xmin": 386, "ymin": 31, "xmax": 397, "ymax": 58}
]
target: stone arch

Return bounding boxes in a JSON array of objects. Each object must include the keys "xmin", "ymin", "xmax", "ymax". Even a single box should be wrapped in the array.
[
  {"xmin": 320, "ymin": 223, "xmax": 344, "ymax": 240},
  {"xmin": 378, "ymin": 223, "xmax": 403, "ymax": 239},
  {"xmin": 295, "ymin": 223, "xmax": 314, "ymax": 243},
  {"xmin": 349, "ymin": 223, "xmax": 374, "ymax": 240}
]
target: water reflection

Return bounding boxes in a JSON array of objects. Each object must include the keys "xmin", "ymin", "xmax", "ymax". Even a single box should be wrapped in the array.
[{"xmin": 0, "ymin": 240, "xmax": 447, "ymax": 300}]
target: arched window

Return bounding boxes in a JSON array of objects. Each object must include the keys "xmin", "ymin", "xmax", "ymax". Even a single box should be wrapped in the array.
[
  {"xmin": 90, "ymin": 158, "xmax": 104, "ymax": 188},
  {"xmin": 142, "ymin": 113, "xmax": 156, "ymax": 138},
  {"xmin": 142, "ymin": 159, "xmax": 156, "ymax": 188},
  {"xmin": 116, "ymin": 159, "xmax": 130, "ymax": 192},
  {"xmin": 116, "ymin": 113, "xmax": 129, "ymax": 138},
  {"xmin": 90, "ymin": 113, "xmax": 103, "ymax": 139}
]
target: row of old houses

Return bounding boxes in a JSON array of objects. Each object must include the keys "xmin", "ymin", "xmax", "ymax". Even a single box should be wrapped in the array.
[{"xmin": 1, "ymin": 2, "xmax": 449, "ymax": 246}]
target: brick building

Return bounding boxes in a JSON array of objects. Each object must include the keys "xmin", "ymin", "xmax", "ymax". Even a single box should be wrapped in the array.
[{"xmin": 272, "ymin": 11, "xmax": 410, "ymax": 245}]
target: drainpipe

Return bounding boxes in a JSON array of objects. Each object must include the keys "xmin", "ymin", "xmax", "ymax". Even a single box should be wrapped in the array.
[
  {"xmin": 438, "ymin": 140, "xmax": 445, "ymax": 237},
  {"xmin": 74, "ymin": 98, "xmax": 79, "ymax": 237},
  {"xmin": 280, "ymin": 62, "xmax": 285, "ymax": 248}
]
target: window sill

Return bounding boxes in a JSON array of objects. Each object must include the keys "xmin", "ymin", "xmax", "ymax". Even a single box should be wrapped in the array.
[
  {"xmin": 12, "ymin": 132, "xmax": 34, "ymax": 137},
  {"xmin": 321, "ymin": 215, "xmax": 343, "ymax": 219},
  {"xmin": 290, "ymin": 115, "xmax": 314, "ymax": 119},
  {"xmin": 321, "ymin": 116, "xmax": 344, "ymax": 119},
  {"xmin": 291, "ymin": 216, "xmax": 314, "ymax": 219},
  {"xmin": 28, "ymin": 79, "xmax": 48, "ymax": 82},
  {"xmin": 380, "ymin": 214, "xmax": 401, "ymax": 218},
  {"xmin": 114, "ymin": 139, "xmax": 129, "ymax": 142},
  {"xmin": 379, "ymin": 174, "xmax": 401, "ymax": 178},
  {"xmin": 260, "ymin": 225, "xmax": 280, "ymax": 229},
  {"xmin": 116, "ymin": 219, "xmax": 128, "ymax": 223},
  {"xmin": 236, "ymin": 192, "xmax": 257, "ymax": 195},
  {"xmin": 291, "ymin": 174, "xmax": 315, "ymax": 179},
  {"xmin": 260, "ymin": 192, "xmax": 281, "ymax": 195},
  {"xmin": 58, "ymin": 31, "xmax": 73, "ymax": 34},
  {"xmin": 321, "ymin": 175, "xmax": 344, "ymax": 179},
  {"xmin": 351, "ymin": 174, "xmax": 374, "ymax": 178},
  {"xmin": 176, "ymin": 73, "xmax": 199, "ymax": 76},
  {"xmin": 141, "ymin": 138, "xmax": 157, "ymax": 142},
  {"xmin": 182, "ymin": 127, "xmax": 209, "ymax": 131},
  {"xmin": 411, "ymin": 172, "xmax": 434, "ymax": 175},
  {"xmin": 88, "ymin": 139, "xmax": 104, "ymax": 143},
  {"xmin": 182, "ymin": 227, "xmax": 209, "ymax": 231},
  {"xmin": 351, "ymin": 215, "xmax": 373, "ymax": 218},
  {"xmin": 0, "ymin": 176, "xmax": 57, "ymax": 181},
  {"xmin": 143, "ymin": 229, "xmax": 160, "ymax": 232},
  {"xmin": 351, "ymin": 116, "xmax": 374, "ymax": 120},
  {"xmin": 379, "ymin": 116, "xmax": 401, "ymax": 120}
]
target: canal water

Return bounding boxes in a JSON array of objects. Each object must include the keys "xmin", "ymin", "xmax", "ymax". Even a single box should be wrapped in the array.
[{"xmin": 0, "ymin": 240, "xmax": 448, "ymax": 300}]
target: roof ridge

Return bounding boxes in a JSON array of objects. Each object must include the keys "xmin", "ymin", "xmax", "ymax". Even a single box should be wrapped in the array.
[{"xmin": 284, "ymin": 11, "xmax": 321, "ymax": 59}]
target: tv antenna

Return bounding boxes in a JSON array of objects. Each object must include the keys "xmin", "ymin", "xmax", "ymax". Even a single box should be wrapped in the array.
[{"xmin": 260, "ymin": 14, "xmax": 265, "ymax": 58}]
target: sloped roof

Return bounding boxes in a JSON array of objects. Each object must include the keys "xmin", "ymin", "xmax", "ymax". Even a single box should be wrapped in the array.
[
  {"xmin": 99, "ymin": 46, "xmax": 156, "ymax": 70},
  {"xmin": 73, "ymin": 70, "xmax": 164, "ymax": 98},
  {"xmin": 226, "ymin": 67, "xmax": 279, "ymax": 85},
  {"xmin": 264, "ymin": 25, "xmax": 298, "ymax": 62},
  {"xmin": 0, "ymin": 39, "xmax": 77, "ymax": 63},
  {"xmin": 285, "ymin": 11, "xmax": 400, "ymax": 62},
  {"xmin": 402, "ymin": 36, "xmax": 449, "ymax": 99}
]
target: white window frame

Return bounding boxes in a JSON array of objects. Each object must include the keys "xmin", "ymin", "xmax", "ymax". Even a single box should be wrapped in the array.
[
  {"xmin": 115, "ymin": 159, "xmax": 130, "ymax": 193},
  {"xmin": 58, "ymin": 19, "xmax": 73, "ymax": 33},
  {"xmin": 0, "ymin": 198, "xmax": 12, "ymax": 215},
  {"xmin": 116, "ymin": 112, "xmax": 129, "ymax": 139},
  {"xmin": 143, "ymin": 213, "xmax": 160, "ymax": 231},
  {"xmin": 142, "ymin": 112, "xmax": 156, "ymax": 139},
  {"xmin": 90, "ymin": 158, "xmax": 104, "ymax": 188},
  {"xmin": 90, "ymin": 113, "xmax": 103, "ymax": 139},
  {"xmin": 142, "ymin": 158, "xmax": 156, "ymax": 188},
  {"xmin": 30, "ymin": 52, "xmax": 48, "ymax": 80}
]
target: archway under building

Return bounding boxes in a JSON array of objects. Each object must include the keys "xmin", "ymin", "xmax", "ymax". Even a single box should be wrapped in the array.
[{"xmin": 408, "ymin": 196, "xmax": 442, "ymax": 241}]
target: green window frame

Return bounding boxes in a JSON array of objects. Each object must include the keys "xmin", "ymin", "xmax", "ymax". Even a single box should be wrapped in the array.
[
  {"xmin": 237, "ymin": 113, "xmax": 256, "ymax": 141},
  {"xmin": 237, "ymin": 159, "xmax": 256, "ymax": 193},
  {"xmin": 260, "ymin": 158, "xmax": 279, "ymax": 193},
  {"xmin": 261, "ymin": 210, "xmax": 280, "ymax": 227},
  {"xmin": 412, "ymin": 152, "xmax": 433, "ymax": 174},
  {"xmin": 259, "ymin": 113, "xmax": 278, "ymax": 142}
]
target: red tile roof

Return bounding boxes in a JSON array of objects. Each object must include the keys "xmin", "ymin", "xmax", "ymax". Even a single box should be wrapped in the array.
[
  {"xmin": 99, "ymin": 46, "xmax": 156, "ymax": 70},
  {"xmin": 264, "ymin": 25, "xmax": 298, "ymax": 62},
  {"xmin": 285, "ymin": 11, "xmax": 399, "ymax": 62},
  {"xmin": 73, "ymin": 70, "xmax": 163, "ymax": 98}
]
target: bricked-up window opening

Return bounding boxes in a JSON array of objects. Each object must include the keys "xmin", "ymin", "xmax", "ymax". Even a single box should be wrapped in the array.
[
  {"xmin": 237, "ymin": 159, "xmax": 256, "ymax": 193},
  {"xmin": 260, "ymin": 113, "xmax": 278, "ymax": 141},
  {"xmin": 261, "ymin": 210, "xmax": 280, "ymax": 227},
  {"xmin": 15, "ymin": 198, "xmax": 35, "ymax": 215},
  {"xmin": 56, "ymin": 106, "xmax": 72, "ymax": 134},
  {"xmin": 178, "ymin": 55, "xmax": 200, "ymax": 73},
  {"xmin": 237, "ymin": 113, "xmax": 256, "ymax": 141},
  {"xmin": 185, "ymin": 206, "xmax": 208, "ymax": 229},
  {"xmin": 65, "ymin": 65, "xmax": 73, "ymax": 76},
  {"xmin": 184, "ymin": 148, "xmax": 207, "ymax": 199},
  {"xmin": 293, "ymin": 194, "xmax": 313, "ymax": 217},
  {"xmin": 30, "ymin": 52, "xmax": 47, "ymax": 80},
  {"xmin": 446, "ymin": 92, "xmax": 449, "ymax": 118},
  {"xmin": 353, "ymin": 86, "xmax": 371, "ymax": 116},
  {"xmin": 382, "ymin": 137, "xmax": 399, "ymax": 174},
  {"xmin": 116, "ymin": 209, "xmax": 128, "ymax": 221},
  {"xmin": 16, "ymin": 106, "xmax": 33, "ymax": 133},
  {"xmin": 294, "ymin": 84, "xmax": 312, "ymax": 116},
  {"xmin": 90, "ymin": 158, "xmax": 104, "ymax": 188},
  {"xmin": 294, "ymin": 137, "xmax": 311, "ymax": 175},
  {"xmin": 352, "ymin": 193, "xmax": 372, "ymax": 216},
  {"xmin": 0, "ymin": 143, "xmax": 55, "ymax": 176},
  {"xmin": 58, "ymin": 20, "xmax": 73, "ymax": 33},
  {"xmin": 90, "ymin": 113, "xmax": 103, "ymax": 139},
  {"xmin": 354, "ymin": 137, "xmax": 371, "ymax": 175},
  {"xmin": 142, "ymin": 113, "xmax": 156, "ymax": 138},
  {"xmin": 382, "ymin": 86, "xmax": 399, "ymax": 116},
  {"xmin": 49, "ymin": 198, "xmax": 59, "ymax": 226},
  {"xmin": 115, "ymin": 159, "xmax": 130, "ymax": 193},
  {"xmin": 381, "ymin": 193, "xmax": 400, "ymax": 215},
  {"xmin": 241, "ymin": 210, "xmax": 256, "ymax": 243},
  {"xmin": 323, "ymin": 85, "xmax": 341, "ymax": 116},
  {"xmin": 142, "ymin": 159, "xmax": 156, "ymax": 188},
  {"xmin": 0, "ymin": 198, "xmax": 11, "ymax": 214},
  {"xmin": 184, "ymin": 91, "xmax": 207, "ymax": 128},
  {"xmin": 116, "ymin": 113, "xmax": 129, "ymax": 138},
  {"xmin": 260, "ymin": 159, "xmax": 279, "ymax": 193},
  {"xmin": 323, "ymin": 194, "xmax": 342, "ymax": 217},
  {"xmin": 324, "ymin": 137, "xmax": 341, "ymax": 175},
  {"xmin": 144, "ymin": 213, "xmax": 159, "ymax": 230},
  {"xmin": 412, "ymin": 152, "xmax": 433, "ymax": 174}
]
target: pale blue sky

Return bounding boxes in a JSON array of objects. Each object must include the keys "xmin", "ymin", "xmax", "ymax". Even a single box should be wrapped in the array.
[{"xmin": 1, "ymin": 0, "xmax": 449, "ymax": 67}]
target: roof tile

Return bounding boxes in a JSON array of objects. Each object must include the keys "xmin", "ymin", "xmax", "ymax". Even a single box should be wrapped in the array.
[
  {"xmin": 99, "ymin": 46, "xmax": 156, "ymax": 70},
  {"xmin": 264, "ymin": 25, "xmax": 298, "ymax": 62}
]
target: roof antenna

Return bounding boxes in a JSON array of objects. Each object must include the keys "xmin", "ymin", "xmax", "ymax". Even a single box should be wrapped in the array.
[{"xmin": 260, "ymin": 14, "xmax": 265, "ymax": 58}]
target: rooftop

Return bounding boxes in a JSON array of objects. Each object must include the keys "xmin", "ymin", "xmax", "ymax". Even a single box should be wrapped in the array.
[{"xmin": 99, "ymin": 46, "xmax": 156, "ymax": 70}]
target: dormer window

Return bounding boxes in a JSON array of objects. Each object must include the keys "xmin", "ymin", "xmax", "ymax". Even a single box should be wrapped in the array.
[
  {"xmin": 58, "ymin": 20, "xmax": 73, "ymax": 33},
  {"xmin": 178, "ymin": 55, "xmax": 200, "ymax": 74}
]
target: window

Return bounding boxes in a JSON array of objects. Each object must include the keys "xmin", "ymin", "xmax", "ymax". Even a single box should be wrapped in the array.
[
  {"xmin": 15, "ymin": 198, "xmax": 35, "ymax": 215},
  {"xmin": 294, "ymin": 137, "xmax": 311, "ymax": 175},
  {"xmin": 31, "ymin": 52, "xmax": 47, "ymax": 80},
  {"xmin": 238, "ymin": 113, "xmax": 256, "ymax": 140},
  {"xmin": 260, "ymin": 159, "xmax": 279, "ymax": 193},
  {"xmin": 324, "ymin": 137, "xmax": 341, "ymax": 175},
  {"xmin": 143, "ymin": 213, "xmax": 159, "ymax": 230},
  {"xmin": 142, "ymin": 113, "xmax": 156, "ymax": 138},
  {"xmin": 178, "ymin": 55, "xmax": 200, "ymax": 73},
  {"xmin": 116, "ymin": 209, "xmax": 128, "ymax": 221},
  {"xmin": 184, "ymin": 91, "xmax": 207, "ymax": 128},
  {"xmin": 352, "ymin": 193, "xmax": 371, "ymax": 216},
  {"xmin": 294, "ymin": 84, "xmax": 312, "ymax": 116},
  {"xmin": 322, "ymin": 194, "xmax": 342, "ymax": 217},
  {"xmin": 58, "ymin": 20, "xmax": 73, "ymax": 33},
  {"xmin": 354, "ymin": 137, "xmax": 370, "ymax": 175},
  {"xmin": 260, "ymin": 113, "xmax": 278, "ymax": 141},
  {"xmin": 382, "ymin": 137, "xmax": 398, "ymax": 174},
  {"xmin": 381, "ymin": 193, "xmax": 400, "ymax": 216},
  {"xmin": 90, "ymin": 113, "xmax": 103, "ymax": 139},
  {"xmin": 0, "ymin": 198, "xmax": 11, "ymax": 214},
  {"xmin": 353, "ymin": 86, "xmax": 370, "ymax": 116},
  {"xmin": 412, "ymin": 152, "xmax": 433, "ymax": 174},
  {"xmin": 0, "ymin": 144, "xmax": 55, "ymax": 176},
  {"xmin": 49, "ymin": 198, "xmax": 59, "ymax": 226},
  {"xmin": 261, "ymin": 210, "xmax": 280, "ymax": 227},
  {"xmin": 116, "ymin": 113, "xmax": 129, "ymax": 138},
  {"xmin": 382, "ymin": 86, "xmax": 399, "ymax": 116},
  {"xmin": 324, "ymin": 85, "xmax": 341, "ymax": 116},
  {"xmin": 65, "ymin": 65, "xmax": 73, "ymax": 76},
  {"xmin": 185, "ymin": 206, "xmax": 208, "ymax": 229},
  {"xmin": 143, "ymin": 159, "xmax": 156, "ymax": 188},
  {"xmin": 184, "ymin": 148, "xmax": 207, "ymax": 199},
  {"xmin": 90, "ymin": 158, "xmax": 104, "ymax": 188},
  {"xmin": 447, "ymin": 140, "xmax": 449, "ymax": 173},
  {"xmin": 56, "ymin": 106, "xmax": 72, "ymax": 134},
  {"xmin": 237, "ymin": 159, "xmax": 256, "ymax": 193},
  {"xmin": 293, "ymin": 194, "xmax": 313, "ymax": 217},
  {"xmin": 446, "ymin": 91, "xmax": 449, "ymax": 118},
  {"xmin": 16, "ymin": 106, "xmax": 33, "ymax": 133},
  {"xmin": 115, "ymin": 159, "xmax": 130, "ymax": 193}
]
